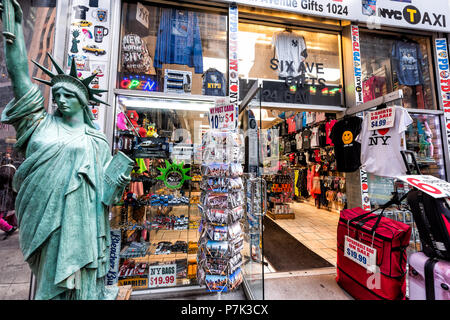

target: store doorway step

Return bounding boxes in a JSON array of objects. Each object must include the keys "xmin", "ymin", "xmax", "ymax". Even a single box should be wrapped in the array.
[
  {"xmin": 263, "ymin": 217, "xmax": 333, "ymax": 272},
  {"xmin": 130, "ymin": 285, "xmax": 247, "ymax": 300}
]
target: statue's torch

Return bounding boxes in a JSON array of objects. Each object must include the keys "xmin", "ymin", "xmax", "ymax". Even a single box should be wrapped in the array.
[{"xmin": 1, "ymin": 0, "xmax": 16, "ymax": 44}]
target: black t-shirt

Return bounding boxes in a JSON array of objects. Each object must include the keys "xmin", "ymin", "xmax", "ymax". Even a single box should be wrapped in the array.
[
  {"xmin": 330, "ymin": 116, "xmax": 362, "ymax": 172},
  {"xmin": 297, "ymin": 151, "xmax": 307, "ymax": 166},
  {"xmin": 318, "ymin": 123, "xmax": 327, "ymax": 147},
  {"xmin": 302, "ymin": 128, "xmax": 312, "ymax": 150}
]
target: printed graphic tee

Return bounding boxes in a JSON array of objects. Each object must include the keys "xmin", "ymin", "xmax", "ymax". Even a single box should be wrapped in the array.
[
  {"xmin": 391, "ymin": 40, "xmax": 424, "ymax": 86},
  {"xmin": 325, "ymin": 119, "xmax": 337, "ymax": 146},
  {"xmin": 302, "ymin": 128, "xmax": 312, "ymax": 150},
  {"xmin": 356, "ymin": 106, "xmax": 413, "ymax": 178},
  {"xmin": 330, "ymin": 116, "xmax": 363, "ymax": 172},
  {"xmin": 272, "ymin": 31, "xmax": 307, "ymax": 78}
]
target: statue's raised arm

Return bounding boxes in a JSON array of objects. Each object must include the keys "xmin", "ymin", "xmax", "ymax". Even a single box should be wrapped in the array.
[{"xmin": 1, "ymin": 0, "xmax": 34, "ymax": 100}]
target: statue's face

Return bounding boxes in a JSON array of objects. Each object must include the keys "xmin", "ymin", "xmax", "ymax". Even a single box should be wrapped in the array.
[{"xmin": 53, "ymin": 87, "xmax": 83, "ymax": 117}]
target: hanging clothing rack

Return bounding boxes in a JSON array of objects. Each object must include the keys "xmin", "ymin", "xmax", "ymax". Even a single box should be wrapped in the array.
[{"xmin": 338, "ymin": 89, "xmax": 403, "ymax": 118}]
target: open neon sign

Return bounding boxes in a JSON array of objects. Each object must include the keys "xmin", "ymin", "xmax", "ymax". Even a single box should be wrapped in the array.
[{"xmin": 120, "ymin": 76, "xmax": 157, "ymax": 92}]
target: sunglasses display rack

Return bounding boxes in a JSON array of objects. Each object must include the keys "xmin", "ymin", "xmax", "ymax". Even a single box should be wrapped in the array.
[{"xmin": 196, "ymin": 131, "xmax": 245, "ymax": 293}]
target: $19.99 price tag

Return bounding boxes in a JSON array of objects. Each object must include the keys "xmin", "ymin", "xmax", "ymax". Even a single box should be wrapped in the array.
[
  {"xmin": 148, "ymin": 264, "xmax": 176, "ymax": 288},
  {"xmin": 344, "ymin": 236, "xmax": 377, "ymax": 273}
]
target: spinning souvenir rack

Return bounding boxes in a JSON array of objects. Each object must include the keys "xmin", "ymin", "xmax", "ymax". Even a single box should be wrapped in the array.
[{"xmin": 197, "ymin": 131, "xmax": 245, "ymax": 293}]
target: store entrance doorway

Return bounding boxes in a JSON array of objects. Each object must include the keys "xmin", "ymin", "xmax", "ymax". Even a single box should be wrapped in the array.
[{"xmin": 240, "ymin": 80, "xmax": 348, "ymax": 296}]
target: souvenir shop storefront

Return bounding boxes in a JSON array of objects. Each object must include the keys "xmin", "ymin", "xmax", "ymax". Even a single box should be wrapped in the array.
[{"xmin": 41, "ymin": 0, "xmax": 450, "ymax": 300}]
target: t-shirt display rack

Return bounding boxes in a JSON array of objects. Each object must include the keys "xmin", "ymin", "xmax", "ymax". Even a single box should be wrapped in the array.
[
  {"xmin": 264, "ymin": 111, "xmax": 348, "ymax": 216},
  {"xmin": 338, "ymin": 90, "xmax": 421, "ymax": 254},
  {"xmin": 264, "ymin": 168, "xmax": 295, "ymax": 220}
]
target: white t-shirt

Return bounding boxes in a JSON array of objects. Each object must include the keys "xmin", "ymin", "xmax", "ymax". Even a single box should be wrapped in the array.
[
  {"xmin": 310, "ymin": 126, "xmax": 320, "ymax": 148},
  {"xmin": 295, "ymin": 132, "xmax": 303, "ymax": 149},
  {"xmin": 306, "ymin": 112, "xmax": 315, "ymax": 125},
  {"xmin": 272, "ymin": 31, "xmax": 307, "ymax": 78},
  {"xmin": 356, "ymin": 106, "xmax": 413, "ymax": 178}
]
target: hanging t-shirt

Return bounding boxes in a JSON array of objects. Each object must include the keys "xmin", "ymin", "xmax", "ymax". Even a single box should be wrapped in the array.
[
  {"xmin": 391, "ymin": 40, "xmax": 424, "ymax": 86},
  {"xmin": 325, "ymin": 119, "xmax": 337, "ymax": 146},
  {"xmin": 287, "ymin": 116, "xmax": 296, "ymax": 134},
  {"xmin": 297, "ymin": 151, "xmax": 307, "ymax": 166},
  {"xmin": 315, "ymin": 112, "xmax": 326, "ymax": 123},
  {"xmin": 272, "ymin": 31, "xmax": 307, "ymax": 78},
  {"xmin": 318, "ymin": 123, "xmax": 327, "ymax": 147},
  {"xmin": 302, "ymin": 112, "xmax": 307, "ymax": 127},
  {"xmin": 302, "ymin": 128, "xmax": 312, "ymax": 150},
  {"xmin": 330, "ymin": 116, "xmax": 363, "ymax": 172},
  {"xmin": 295, "ymin": 132, "xmax": 303, "ymax": 149},
  {"xmin": 356, "ymin": 106, "xmax": 413, "ymax": 178},
  {"xmin": 295, "ymin": 113, "xmax": 304, "ymax": 131},
  {"xmin": 310, "ymin": 126, "xmax": 320, "ymax": 148},
  {"xmin": 363, "ymin": 76, "xmax": 386, "ymax": 102},
  {"xmin": 306, "ymin": 112, "xmax": 315, "ymax": 125}
]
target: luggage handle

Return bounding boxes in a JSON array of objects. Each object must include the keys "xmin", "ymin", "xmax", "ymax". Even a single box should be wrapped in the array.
[
  {"xmin": 400, "ymin": 150, "xmax": 422, "ymax": 175},
  {"xmin": 347, "ymin": 191, "xmax": 411, "ymax": 238}
]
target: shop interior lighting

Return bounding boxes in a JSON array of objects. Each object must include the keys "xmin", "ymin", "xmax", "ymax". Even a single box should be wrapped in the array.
[{"xmin": 117, "ymin": 96, "xmax": 213, "ymax": 112}]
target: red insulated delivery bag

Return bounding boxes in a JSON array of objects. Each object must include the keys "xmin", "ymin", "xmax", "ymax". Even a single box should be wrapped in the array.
[{"xmin": 336, "ymin": 207, "xmax": 412, "ymax": 300}]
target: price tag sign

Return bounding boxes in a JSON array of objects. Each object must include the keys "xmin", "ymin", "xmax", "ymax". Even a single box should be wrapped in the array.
[
  {"xmin": 148, "ymin": 264, "xmax": 177, "ymax": 288},
  {"xmin": 344, "ymin": 236, "xmax": 377, "ymax": 273},
  {"xmin": 368, "ymin": 107, "xmax": 395, "ymax": 131},
  {"xmin": 397, "ymin": 175, "xmax": 450, "ymax": 199},
  {"xmin": 209, "ymin": 98, "xmax": 238, "ymax": 131}
]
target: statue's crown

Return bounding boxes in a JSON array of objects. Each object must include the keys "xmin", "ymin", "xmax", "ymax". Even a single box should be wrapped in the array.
[{"xmin": 32, "ymin": 53, "xmax": 109, "ymax": 106}]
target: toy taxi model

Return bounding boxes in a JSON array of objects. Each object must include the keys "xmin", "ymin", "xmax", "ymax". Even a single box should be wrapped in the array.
[{"xmin": 82, "ymin": 44, "xmax": 106, "ymax": 56}]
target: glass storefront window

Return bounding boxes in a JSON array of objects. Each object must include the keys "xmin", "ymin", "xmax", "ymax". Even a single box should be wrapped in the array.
[
  {"xmin": 360, "ymin": 31, "xmax": 437, "ymax": 110},
  {"xmin": 112, "ymin": 95, "xmax": 213, "ymax": 290},
  {"xmin": 238, "ymin": 23, "xmax": 343, "ymax": 106},
  {"xmin": 118, "ymin": 2, "xmax": 228, "ymax": 97},
  {"xmin": 367, "ymin": 113, "xmax": 445, "ymax": 207}
]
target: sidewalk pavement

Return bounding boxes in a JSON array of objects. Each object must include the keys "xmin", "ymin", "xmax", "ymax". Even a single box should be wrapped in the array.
[
  {"xmin": 0, "ymin": 230, "xmax": 352, "ymax": 300},
  {"xmin": 0, "ymin": 231, "xmax": 31, "ymax": 300}
]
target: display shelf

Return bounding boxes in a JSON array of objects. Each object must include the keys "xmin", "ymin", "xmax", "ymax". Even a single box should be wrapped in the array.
[{"xmin": 267, "ymin": 211, "xmax": 295, "ymax": 220}]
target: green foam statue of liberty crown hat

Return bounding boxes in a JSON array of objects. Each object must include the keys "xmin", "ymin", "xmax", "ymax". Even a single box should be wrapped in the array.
[{"xmin": 31, "ymin": 53, "xmax": 109, "ymax": 107}]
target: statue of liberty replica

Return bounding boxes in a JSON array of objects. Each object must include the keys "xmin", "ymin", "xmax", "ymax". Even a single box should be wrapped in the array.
[{"xmin": 0, "ymin": 0, "xmax": 132, "ymax": 299}]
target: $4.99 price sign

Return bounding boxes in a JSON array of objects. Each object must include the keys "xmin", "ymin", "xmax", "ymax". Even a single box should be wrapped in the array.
[
  {"xmin": 368, "ymin": 107, "xmax": 395, "ymax": 131},
  {"xmin": 344, "ymin": 236, "xmax": 377, "ymax": 273},
  {"xmin": 148, "ymin": 264, "xmax": 176, "ymax": 288},
  {"xmin": 209, "ymin": 101, "xmax": 238, "ymax": 131}
]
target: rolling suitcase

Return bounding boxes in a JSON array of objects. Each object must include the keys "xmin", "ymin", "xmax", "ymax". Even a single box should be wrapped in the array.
[
  {"xmin": 407, "ymin": 190, "xmax": 450, "ymax": 260},
  {"xmin": 401, "ymin": 150, "xmax": 450, "ymax": 260},
  {"xmin": 336, "ymin": 206, "xmax": 411, "ymax": 300},
  {"xmin": 408, "ymin": 251, "xmax": 450, "ymax": 300}
]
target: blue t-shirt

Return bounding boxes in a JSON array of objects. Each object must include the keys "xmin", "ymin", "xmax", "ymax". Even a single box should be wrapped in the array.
[{"xmin": 391, "ymin": 41, "xmax": 424, "ymax": 86}]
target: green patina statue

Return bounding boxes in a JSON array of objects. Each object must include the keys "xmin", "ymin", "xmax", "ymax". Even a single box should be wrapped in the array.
[{"xmin": 0, "ymin": 0, "xmax": 132, "ymax": 300}]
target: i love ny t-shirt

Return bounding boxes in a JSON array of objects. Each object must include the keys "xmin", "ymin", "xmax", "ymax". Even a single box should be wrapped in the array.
[{"xmin": 356, "ymin": 106, "xmax": 413, "ymax": 178}]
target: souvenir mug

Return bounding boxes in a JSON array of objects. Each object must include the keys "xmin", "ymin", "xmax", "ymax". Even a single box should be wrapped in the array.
[
  {"xmin": 92, "ymin": 8, "xmax": 107, "ymax": 22},
  {"xmin": 94, "ymin": 25, "xmax": 109, "ymax": 43}
]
